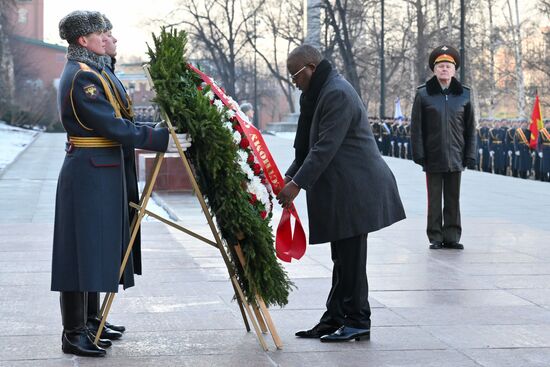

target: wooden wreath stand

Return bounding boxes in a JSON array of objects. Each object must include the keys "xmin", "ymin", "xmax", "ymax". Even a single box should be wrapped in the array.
[{"xmin": 93, "ymin": 66, "xmax": 282, "ymax": 351}]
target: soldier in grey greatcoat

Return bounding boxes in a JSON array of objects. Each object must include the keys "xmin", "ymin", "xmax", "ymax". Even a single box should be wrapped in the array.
[
  {"xmin": 277, "ymin": 45, "xmax": 405, "ymax": 342},
  {"xmin": 52, "ymin": 10, "xmax": 188, "ymax": 357}
]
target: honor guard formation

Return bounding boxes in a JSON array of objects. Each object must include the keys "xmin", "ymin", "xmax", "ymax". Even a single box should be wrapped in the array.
[{"xmin": 370, "ymin": 117, "xmax": 550, "ymax": 182}]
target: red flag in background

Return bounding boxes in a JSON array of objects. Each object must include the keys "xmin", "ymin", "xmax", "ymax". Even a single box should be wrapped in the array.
[{"xmin": 529, "ymin": 94, "xmax": 544, "ymax": 149}]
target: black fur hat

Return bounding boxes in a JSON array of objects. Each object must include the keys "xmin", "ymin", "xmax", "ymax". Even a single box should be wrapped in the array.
[
  {"xmin": 102, "ymin": 14, "xmax": 113, "ymax": 31},
  {"xmin": 59, "ymin": 10, "xmax": 106, "ymax": 43}
]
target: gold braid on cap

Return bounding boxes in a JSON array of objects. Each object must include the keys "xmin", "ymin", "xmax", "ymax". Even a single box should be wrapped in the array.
[{"xmin": 434, "ymin": 54, "xmax": 456, "ymax": 65}]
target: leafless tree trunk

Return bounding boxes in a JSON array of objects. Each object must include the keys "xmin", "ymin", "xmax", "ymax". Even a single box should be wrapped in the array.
[
  {"xmin": 486, "ymin": 0, "xmax": 497, "ymax": 119},
  {"xmin": 506, "ymin": 0, "xmax": 526, "ymax": 119},
  {"xmin": 244, "ymin": 0, "xmax": 303, "ymax": 113},
  {"xmin": 322, "ymin": 0, "xmax": 362, "ymax": 97},
  {"xmin": 0, "ymin": 0, "xmax": 16, "ymax": 117},
  {"xmin": 168, "ymin": 0, "xmax": 264, "ymax": 97}
]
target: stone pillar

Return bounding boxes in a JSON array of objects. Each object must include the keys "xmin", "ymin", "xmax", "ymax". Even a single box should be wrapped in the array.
[{"xmin": 304, "ymin": 0, "xmax": 321, "ymax": 48}]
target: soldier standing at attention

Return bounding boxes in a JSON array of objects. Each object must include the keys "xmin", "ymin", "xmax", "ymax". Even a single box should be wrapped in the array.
[
  {"xmin": 52, "ymin": 10, "xmax": 188, "ymax": 357},
  {"xmin": 411, "ymin": 45, "xmax": 476, "ymax": 250}
]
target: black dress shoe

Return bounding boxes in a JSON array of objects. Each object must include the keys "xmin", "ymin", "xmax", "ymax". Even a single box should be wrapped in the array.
[
  {"xmin": 87, "ymin": 318, "xmax": 123, "ymax": 340},
  {"xmin": 320, "ymin": 326, "xmax": 370, "ymax": 342},
  {"xmin": 443, "ymin": 242, "xmax": 464, "ymax": 249},
  {"xmin": 105, "ymin": 321, "xmax": 126, "ymax": 333},
  {"xmin": 87, "ymin": 329, "xmax": 112, "ymax": 349},
  {"xmin": 62, "ymin": 330, "xmax": 106, "ymax": 357},
  {"xmin": 295, "ymin": 323, "xmax": 339, "ymax": 338},
  {"xmin": 429, "ymin": 240, "xmax": 443, "ymax": 249}
]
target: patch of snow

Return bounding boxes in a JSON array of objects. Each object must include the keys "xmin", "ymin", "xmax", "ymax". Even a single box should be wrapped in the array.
[{"xmin": 0, "ymin": 122, "xmax": 39, "ymax": 172}]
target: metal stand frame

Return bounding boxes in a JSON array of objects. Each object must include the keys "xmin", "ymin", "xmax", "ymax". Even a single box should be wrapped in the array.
[{"xmin": 94, "ymin": 66, "xmax": 282, "ymax": 351}]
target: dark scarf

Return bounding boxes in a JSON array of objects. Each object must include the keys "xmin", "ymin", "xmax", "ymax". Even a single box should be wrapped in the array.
[
  {"xmin": 66, "ymin": 44, "xmax": 105, "ymax": 70},
  {"xmin": 294, "ymin": 59, "xmax": 333, "ymax": 165}
]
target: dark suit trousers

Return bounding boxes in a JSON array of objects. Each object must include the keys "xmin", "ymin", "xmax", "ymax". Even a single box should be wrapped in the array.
[
  {"xmin": 426, "ymin": 171, "xmax": 462, "ymax": 243},
  {"xmin": 319, "ymin": 234, "xmax": 371, "ymax": 329}
]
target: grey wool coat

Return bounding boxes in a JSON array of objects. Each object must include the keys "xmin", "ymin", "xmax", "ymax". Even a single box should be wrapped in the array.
[
  {"xmin": 286, "ymin": 70, "xmax": 406, "ymax": 244},
  {"xmin": 51, "ymin": 60, "xmax": 168, "ymax": 293}
]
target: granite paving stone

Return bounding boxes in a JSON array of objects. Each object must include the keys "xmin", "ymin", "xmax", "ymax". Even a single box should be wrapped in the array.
[{"xmin": 1, "ymin": 133, "xmax": 550, "ymax": 366}]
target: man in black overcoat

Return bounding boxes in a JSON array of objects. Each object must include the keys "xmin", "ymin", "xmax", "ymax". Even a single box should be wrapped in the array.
[
  {"xmin": 277, "ymin": 45, "xmax": 406, "ymax": 342},
  {"xmin": 411, "ymin": 45, "xmax": 477, "ymax": 250}
]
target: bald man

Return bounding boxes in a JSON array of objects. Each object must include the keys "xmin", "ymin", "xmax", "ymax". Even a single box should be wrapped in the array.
[{"xmin": 277, "ymin": 45, "xmax": 405, "ymax": 342}]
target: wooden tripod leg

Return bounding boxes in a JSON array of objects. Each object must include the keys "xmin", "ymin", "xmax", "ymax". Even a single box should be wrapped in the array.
[
  {"xmin": 94, "ymin": 291, "xmax": 116, "ymax": 345},
  {"xmin": 252, "ymin": 304, "xmax": 268, "ymax": 333},
  {"xmin": 96, "ymin": 152, "xmax": 165, "ymax": 344},
  {"xmin": 234, "ymin": 244, "xmax": 283, "ymax": 349},
  {"xmin": 230, "ymin": 276, "xmax": 269, "ymax": 351},
  {"xmin": 257, "ymin": 297, "xmax": 283, "ymax": 349}
]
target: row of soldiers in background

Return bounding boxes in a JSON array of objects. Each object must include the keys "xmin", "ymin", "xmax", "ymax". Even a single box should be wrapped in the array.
[
  {"xmin": 370, "ymin": 118, "xmax": 413, "ymax": 160},
  {"xmin": 369, "ymin": 117, "xmax": 550, "ymax": 182},
  {"xmin": 476, "ymin": 119, "xmax": 550, "ymax": 182},
  {"xmin": 133, "ymin": 106, "xmax": 162, "ymax": 123}
]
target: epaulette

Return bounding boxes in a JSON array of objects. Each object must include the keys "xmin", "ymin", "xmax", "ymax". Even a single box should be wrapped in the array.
[
  {"xmin": 77, "ymin": 62, "xmax": 93, "ymax": 72},
  {"xmin": 416, "ymin": 84, "xmax": 426, "ymax": 90}
]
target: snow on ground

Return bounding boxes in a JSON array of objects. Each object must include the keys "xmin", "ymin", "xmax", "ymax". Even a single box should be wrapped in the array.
[{"xmin": 0, "ymin": 122, "xmax": 39, "ymax": 172}]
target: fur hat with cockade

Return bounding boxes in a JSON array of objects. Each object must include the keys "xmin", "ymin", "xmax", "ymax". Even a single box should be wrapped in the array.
[{"xmin": 58, "ymin": 10, "xmax": 106, "ymax": 44}]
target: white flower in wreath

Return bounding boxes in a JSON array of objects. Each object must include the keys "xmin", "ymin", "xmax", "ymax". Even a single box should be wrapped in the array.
[
  {"xmin": 232, "ymin": 131, "xmax": 241, "ymax": 144},
  {"xmin": 242, "ymin": 162, "xmax": 255, "ymax": 180},
  {"xmin": 236, "ymin": 150, "xmax": 248, "ymax": 165},
  {"xmin": 223, "ymin": 121, "xmax": 233, "ymax": 131},
  {"xmin": 204, "ymin": 90, "xmax": 215, "ymax": 101},
  {"xmin": 226, "ymin": 109, "xmax": 236, "ymax": 119},
  {"xmin": 213, "ymin": 99, "xmax": 225, "ymax": 112}
]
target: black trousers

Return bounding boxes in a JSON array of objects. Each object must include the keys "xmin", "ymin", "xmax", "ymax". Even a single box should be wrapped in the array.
[
  {"xmin": 426, "ymin": 171, "xmax": 462, "ymax": 243},
  {"xmin": 319, "ymin": 234, "xmax": 371, "ymax": 329}
]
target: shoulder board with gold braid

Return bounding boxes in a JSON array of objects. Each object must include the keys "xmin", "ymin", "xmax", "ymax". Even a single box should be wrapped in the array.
[
  {"xmin": 76, "ymin": 62, "xmax": 122, "ymax": 119},
  {"xmin": 101, "ymin": 70, "xmax": 134, "ymax": 120},
  {"xmin": 516, "ymin": 128, "xmax": 529, "ymax": 145}
]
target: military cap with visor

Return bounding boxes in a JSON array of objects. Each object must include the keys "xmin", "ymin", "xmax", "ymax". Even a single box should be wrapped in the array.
[{"xmin": 428, "ymin": 45, "xmax": 460, "ymax": 71}]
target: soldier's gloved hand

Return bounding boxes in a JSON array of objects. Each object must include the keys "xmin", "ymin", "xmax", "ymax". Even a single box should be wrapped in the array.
[
  {"xmin": 167, "ymin": 133, "xmax": 192, "ymax": 152},
  {"xmin": 413, "ymin": 158, "xmax": 424, "ymax": 167},
  {"xmin": 490, "ymin": 151, "xmax": 494, "ymax": 157},
  {"xmin": 464, "ymin": 158, "xmax": 476, "ymax": 169},
  {"xmin": 515, "ymin": 151, "xmax": 520, "ymax": 156},
  {"xmin": 478, "ymin": 148, "xmax": 483, "ymax": 154},
  {"xmin": 508, "ymin": 150, "xmax": 512, "ymax": 156},
  {"xmin": 539, "ymin": 152, "xmax": 543, "ymax": 158}
]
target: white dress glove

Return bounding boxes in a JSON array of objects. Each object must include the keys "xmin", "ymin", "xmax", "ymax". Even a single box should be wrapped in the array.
[
  {"xmin": 515, "ymin": 151, "xmax": 520, "ymax": 156},
  {"xmin": 539, "ymin": 152, "xmax": 543, "ymax": 158},
  {"xmin": 490, "ymin": 151, "xmax": 494, "ymax": 157},
  {"xmin": 167, "ymin": 133, "xmax": 192, "ymax": 152}
]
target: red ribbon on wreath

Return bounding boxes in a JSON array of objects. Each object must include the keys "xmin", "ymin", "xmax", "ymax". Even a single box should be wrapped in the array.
[{"xmin": 188, "ymin": 63, "xmax": 306, "ymax": 262}]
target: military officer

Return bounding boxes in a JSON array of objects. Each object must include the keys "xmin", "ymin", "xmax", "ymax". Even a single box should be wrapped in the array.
[
  {"xmin": 52, "ymin": 10, "xmax": 189, "ymax": 357},
  {"xmin": 505, "ymin": 121, "xmax": 517, "ymax": 176},
  {"xmin": 411, "ymin": 45, "xmax": 476, "ymax": 250},
  {"xmin": 513, "ymin": 122, "xmax": 532, "ymax": 179},
  {"xmin": 537, "ymin": 122, "xmax": 550, "ymax": 181},
  {"xmin": 488, "ymin": 120, "xmax": 507, "ymax": 175},
  {"xmin": 479, "ymin": 121, "xmax": 491, "ymax": 172}
]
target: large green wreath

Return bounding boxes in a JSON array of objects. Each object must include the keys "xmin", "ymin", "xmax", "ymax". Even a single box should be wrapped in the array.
[{"xmin": 147, "ymin": 28, "xmax": 292, "ymax": 307}]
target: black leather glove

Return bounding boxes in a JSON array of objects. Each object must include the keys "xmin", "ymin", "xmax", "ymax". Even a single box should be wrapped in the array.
[
  {"xmin": 413, "ymin": 158, "xmax": 424, "ymax": 167},
  {"xmin": 464, "ymin": 158, "xmax": 476, "ymax": 169}
]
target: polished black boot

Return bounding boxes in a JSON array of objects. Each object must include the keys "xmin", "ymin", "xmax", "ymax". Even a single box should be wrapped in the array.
[
  {"xmin": 60, "ymin": 292, "xmax": 106, "ymax": 357},
  {"xmin": 87, "ymin": 317, "xmax": 123, "ymax": 340},
  {"xmin": 87, "ymin": 292, "xmax": 126, "ymax": 335}
]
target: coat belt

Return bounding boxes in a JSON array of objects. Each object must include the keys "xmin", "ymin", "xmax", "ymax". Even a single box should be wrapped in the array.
[{"xmin": 68, "ymin": 136, "xmax": 121, "ymax": 148}]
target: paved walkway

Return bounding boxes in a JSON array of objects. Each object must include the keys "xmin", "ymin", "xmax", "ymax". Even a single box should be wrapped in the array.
[{"xmin": 1, "ymin": 133, "xmax": 550, "ymax": 366}]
